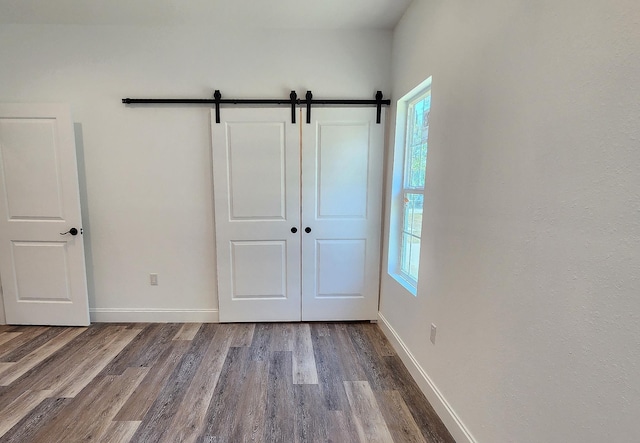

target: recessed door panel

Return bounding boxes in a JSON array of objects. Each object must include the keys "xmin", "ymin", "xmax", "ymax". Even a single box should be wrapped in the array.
[
  {"xmin": 231, "ymin": 241, "xmax": 286, "ymax": 299},
  {"xmin": 317, "ymin": 122, "xmax": 369, "ymax": 219},
  {"xmin": 227, "ymin": 122, "xmax": 286, "ymax": 220},
  {"xmin": 316, "ymin": 239, "xmax": 366, "ymax": 297},
  {"xmin": 0, "ymin": 118, "xmax": 64, "ymax": 220},
  {"xmin": 12, "ymin": 241, "xmax": 71, "ymax": 302}
]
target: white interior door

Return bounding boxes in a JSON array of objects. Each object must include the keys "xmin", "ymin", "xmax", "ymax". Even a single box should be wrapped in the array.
[
  {"xmin": 212, "ymin": 108, "xmax": 301, "ymax": 322},
  {"xmin": 0, "ymin": 103, "xmax": 90, "ymax": 326},
  {"xmin": 301, "ymin": 108, "xmax": 384, "ymax": 321}
]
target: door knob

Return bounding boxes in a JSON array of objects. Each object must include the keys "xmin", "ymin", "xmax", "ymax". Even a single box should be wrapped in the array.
[
  {"xmin": 60, "ymin": 228, "xmax": 79, "ymax": 236},
  {"xmin": 291, "ymin": 227, "xmax": 298, "ymax": 233},
  {"xmin": 305, "ymin": 227, "xmax": 311, "ymax": 233}
]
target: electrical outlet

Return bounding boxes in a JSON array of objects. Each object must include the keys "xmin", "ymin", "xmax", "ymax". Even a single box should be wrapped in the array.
[
  {"xmin": 430, "ymin": 324, "xmax": 437, "ymax": 344},
  {"xmin": 150, "ymin": 273, "xmax": 158, "ymax": 286}
]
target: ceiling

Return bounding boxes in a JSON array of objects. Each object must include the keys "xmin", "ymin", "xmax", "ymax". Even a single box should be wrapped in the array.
[{"xmin": 0, "ymin": 0, "xmax": 413, "ymax": 29}]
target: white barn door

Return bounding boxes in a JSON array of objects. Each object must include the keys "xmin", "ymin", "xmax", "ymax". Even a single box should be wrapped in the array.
[
  {"xmin": 0, "ymin": 104, "xmax": 90, "ymax": 326},
  {"xmin": 212, "ymin": 108, "xmax": 302, "ymax": 322},
  {"xmin": 301, "ymin": 108, "xmax": 384, "ymax": 321},
  {"xmin": 212, "ymin": 107, "xmax": 384, "ymax": 322}
]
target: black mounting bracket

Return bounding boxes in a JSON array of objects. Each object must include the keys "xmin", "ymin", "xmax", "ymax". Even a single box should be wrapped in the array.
[
  {"xmin": 213, "ymin": 90, "xmax": 222, "ymax": 124},
  {"xmin": 305, "ymin": 91, "xmax": 313, "ymax": 124},
  {"xmin": 375, "ymin": 90, "xmax": 384, "ymax": 124},
  {"xmin": 290, "ymin": 90, "xmax": 297, "ymax": 124}
]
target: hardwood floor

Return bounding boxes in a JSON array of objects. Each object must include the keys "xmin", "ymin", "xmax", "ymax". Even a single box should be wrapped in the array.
[{"xmin": 0, "ymin": 322, "xmax": 455, "ymax": 443}]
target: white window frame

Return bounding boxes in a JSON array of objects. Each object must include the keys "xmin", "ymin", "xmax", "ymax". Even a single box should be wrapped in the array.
[{"xmin": 388, "ymin": 77, "xmax": 432, "ymax": 295}]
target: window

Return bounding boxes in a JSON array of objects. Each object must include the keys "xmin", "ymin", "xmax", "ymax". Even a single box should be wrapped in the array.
[{"xmin": 388, "ymin": 78, "xmax": 431, "ymax": 294}]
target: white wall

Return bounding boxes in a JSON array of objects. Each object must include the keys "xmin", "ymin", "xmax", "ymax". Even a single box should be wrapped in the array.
[
  {"xmin": 0, "ymin": 24, "xmax": 392, "ymax": 322},
  {"xmin": 380, "ymin": 0, "xmax": 640, "ymax": 442}
]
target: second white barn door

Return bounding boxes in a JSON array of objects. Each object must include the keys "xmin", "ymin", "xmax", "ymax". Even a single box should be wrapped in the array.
[
  {"xmin": 301, "ymin": 108, "xmax": 384, "ymax": 321},
  {"xmin": 212, "ymin": 107, "xmax": 383, "ymax": 322}
]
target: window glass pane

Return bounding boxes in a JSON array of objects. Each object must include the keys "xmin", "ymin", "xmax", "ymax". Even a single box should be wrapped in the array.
[
  {"xmin": 400, "ymin": 232, "xmax": 420, "ymax": 282},
  {"xmin": 403, "ymin": 193, "xmax": 423, "ymax": 237},
  {"xmin": 400, "ymin": 233, "xmax": 412, "ymax": 276},
  {"xmin": 404, "ymin": 92, "xmax": 431, "ymax": 190},
  {"xmin": 409, "ymin": 141, "xmax": 424, "ymax": 188},
  {"xmin": 408, "ymin": 237, "xmax": 420, "ymax": 281}
]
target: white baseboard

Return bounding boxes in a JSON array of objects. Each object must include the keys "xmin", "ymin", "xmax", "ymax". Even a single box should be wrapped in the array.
[
  {"xmin": 90, "ymin": 308, "xmax": 219, "ymax": 323},
  {"xmin": 377, "ymin": 312, "xmax": 476, "ymax": 443}
]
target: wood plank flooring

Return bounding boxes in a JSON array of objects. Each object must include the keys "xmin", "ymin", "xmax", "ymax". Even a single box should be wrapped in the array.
[{"xmin": 0, "ymin": 322, "xmax": 455, "ymax": 443}]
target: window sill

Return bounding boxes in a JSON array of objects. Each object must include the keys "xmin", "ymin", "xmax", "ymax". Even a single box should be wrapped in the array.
[{"xmin": 389, "ymin": 272, "xmax": 417, "ymax": 297}]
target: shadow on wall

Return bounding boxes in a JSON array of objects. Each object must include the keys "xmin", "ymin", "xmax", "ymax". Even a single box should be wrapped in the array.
[{"xmin": 74, "ymin": 123, "xmax": 96, "ymax": 312}]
